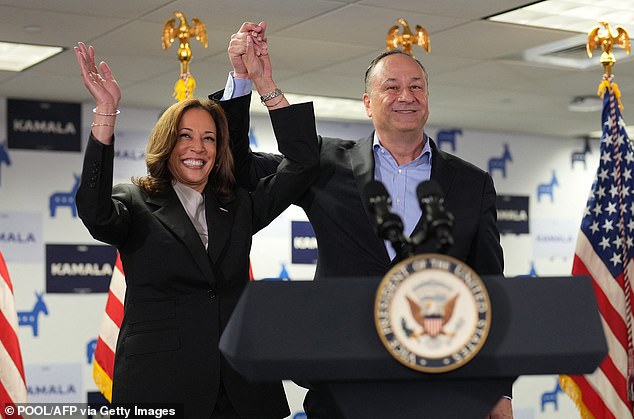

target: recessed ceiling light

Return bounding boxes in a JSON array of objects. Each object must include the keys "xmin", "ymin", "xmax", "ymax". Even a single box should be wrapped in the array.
[
  {"xmin": 493, "ymin": 2, "xmax": 633, "ymax": 71},
  {"xmin": 568, "ymin": 95, "xmax": 603, "ymax": 112},
  {"xmin": 23, "ymin": 25, "xmax": 42, "ymax": 33},
  {"xmin": 588, "ymin": 126, "xmax": 634, "ymax": 139},
  {"xmin": 488, "ymin": 0, "xmax": 634, "ymax": 34},
  {"xmin": 250, "ymin": 93, "xmax": 367, "ymax": 121},
  {"xmin": 509, "ymin": 33, "xmax": 632, "ymax": 69},
  {"xmin": 0, "ymin": 41, "xmax": 64, "ymax": 72}
]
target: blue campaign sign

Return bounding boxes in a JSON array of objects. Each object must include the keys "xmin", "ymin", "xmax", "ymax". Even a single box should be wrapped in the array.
[
  {"xmin": 46, "ymin": 244, "xmax": 117, "ymax": 293},
  {"xmin": 7, "ymin": 98, "xmax": 81, "ymax": 151},
  {"xmin": 291, "ymin": 221, "xmax": 317, "ymax": 265},
  {"xmin": 496, "ymin": 195, "xmax": 529, "ymax": 235}
]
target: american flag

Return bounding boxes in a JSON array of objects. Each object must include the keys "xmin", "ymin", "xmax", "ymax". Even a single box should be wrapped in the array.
[
  {"xmin": 93, "ymin": 252, "xmax": 125, "ymax": 402},
  {"xmin": 560, "ymin": 83, "xmax": 634, "ymax": 418},
  {"xmin": 0, "ymin": 250, "xmax": 27, "ymax": 416}
]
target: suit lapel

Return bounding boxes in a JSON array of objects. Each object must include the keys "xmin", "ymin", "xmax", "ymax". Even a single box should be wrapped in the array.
[
  {"xmin": 147, "ymin": 188, "xmax": 215, "ymax": 281},
  {"xmin": 410, "ymin": 138, "xmax": 455, "ymax": 239},
  {"xmin": 204, "ymin": 187, "xmax": 234, "ymax": 264},
  {"xmin": 350, "ymin": 135, "xmax": 376, "ymax": 225},
  {"xmin": 429, "ymin": 138, "xmax": 456, "ymax": 200},
  {"xmin": 349, "ymin": 134, "xmax": 390, "ymax": 262}
]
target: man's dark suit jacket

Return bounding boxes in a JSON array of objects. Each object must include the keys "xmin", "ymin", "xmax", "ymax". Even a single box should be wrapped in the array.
[
  {"xmin": 227, "ymin": 103, "xmax": 505, "ymax": 418},
  {"xmin": 231, "ymin": 130, "xmax": 504, "ymax": 279},
  {"xmin": 76, "ymin": 98, "xmax": 318, "ymax": 418}
]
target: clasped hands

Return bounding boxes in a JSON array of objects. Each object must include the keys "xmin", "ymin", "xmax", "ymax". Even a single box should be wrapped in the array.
[{"xmin": 228, "ymin": 21, "xmax": 271, "ymax": 82}]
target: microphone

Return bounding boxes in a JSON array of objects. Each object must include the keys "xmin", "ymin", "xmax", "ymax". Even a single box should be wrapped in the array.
[
  {"xmin": 416, "ymin": 180, "xmax": 454, "ymax": 252},
  {"xmin": 363, "ymin": 180, "xmax": 411, "ymax": 258}
]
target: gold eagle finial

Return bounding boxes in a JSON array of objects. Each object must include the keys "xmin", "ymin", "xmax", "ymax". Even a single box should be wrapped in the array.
[
  {"xmin": 587, "ymin": 21, "xmax": 630, "ymax": 77},
  {"xmin": 386, "ymin": 18, "xmax": 430, "ymax": 58},
  {"xmin": 161, "ymin": 11, "xmax": 207, "ymax": 102},
  {"xmin": 588, "ymin": 21, "xmax": 630, "ymax": 109},
  {"xmin": 162, "ymin": 11, "xmax": 208, "ymax": 75}
]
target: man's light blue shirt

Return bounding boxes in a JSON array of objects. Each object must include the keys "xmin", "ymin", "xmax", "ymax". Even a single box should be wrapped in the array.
[
  {"xmin": 373, "ymin": 134, "xmax": 432, "ymax": 260},
  {"xmin": 221, "ymin": 73, "xmax": 253, "ymax": 100}
]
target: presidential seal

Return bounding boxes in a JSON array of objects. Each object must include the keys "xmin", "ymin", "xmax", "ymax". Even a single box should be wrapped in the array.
[{"xmin": 374, "ymin": 253, "xmax": 491, "ymax": 373}]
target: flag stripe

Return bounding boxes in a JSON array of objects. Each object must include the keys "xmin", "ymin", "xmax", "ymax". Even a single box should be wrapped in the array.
[
  {"xmin": 93, "ymin": 252, "xmax": 125, "ymax": 402},
  {"xmin": 104, "ymin": 286, "xmax": 124, "ymax": 331},
  {"xmin": 598, "ymin": 352, "xmax": 629, "ymax": 406},
  {"xmin": 110, "ymin": 257, "xmax": 126, "ymax": 306},
  {"xmin": 594, "ymin": 314, "xmax": 628, "ymax": 402},
  {"xmin": 0, "ymin": 275, "xmax": 23, "ymax": 380},
  {"xmin": 0, "ymin": 250, "xmax": 27, "ymax": 410},
  {"xmin": 0, "ymin": 253, "xmax": 12, "ymax": 293},
  {"xmin": 573, "ymin": 374, "xmax": 616, "ymax": 419},
  {"xmin": 575, "ymin": 234, "xmax": 627, "ymax": 315},
  {"xmin": 574, "ymin": 251, "xmax": 629, "ymax": 352},
  {"xmin": 0, "ymin": 342, "xmax": 26, "ymax": 405},
  {"xmin": 0, "ymin": 311, "xmax": 24, "ymax": 382},
  {"xmin": 586, "ymin": 366, "xmax": 631, "ymax": 418},
  {"xmin": 0, "ymin": 383, "xmax": 19, "ymax": 419},
  {"xmin": 97, "ymin": 314, "xmax": 120, "ymax": 354},
  {"xmin": 573, "ymin": 250, "xmax": 629, "ymax": 404},
  {"xmin": 94, "ymin": 336, "xmax": 116, "ymax": 378},
  {"xmin": 575, "ymin": 234, "xmax": 628, "ymax": 325}
]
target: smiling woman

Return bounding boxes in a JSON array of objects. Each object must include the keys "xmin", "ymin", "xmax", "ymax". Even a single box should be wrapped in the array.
[
  {"xmin": 72, "ymin": 39, "xmax": 319, "ymax": 418},
  {"xmin": 132, "ymin": 99, "xmax": 234, "ymax": 200},
  {"xmin": 168, "ymin": 108, "xmax": 219, "ymax": 193}
]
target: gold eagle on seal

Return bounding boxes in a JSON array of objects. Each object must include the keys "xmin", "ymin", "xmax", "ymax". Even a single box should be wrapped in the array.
[{"xmin": 405, "ymin": 294, "xmax": 458, "ymax": 338}]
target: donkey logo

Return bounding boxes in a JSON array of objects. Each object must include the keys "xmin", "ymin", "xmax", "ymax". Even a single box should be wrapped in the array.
[
  {"xmin": 488, "ymin": 144, "xmax": 513, "ymax": 178},
  {"xmin": 50, "ymin": 174, "xmax": 80, "ymax": 217},
  {"xmin": 18, "ymin": 291, "xmax": 49, "ymax": 337},
  {"xmin": 436, "ymin": 129, "xmax": 462, "ymax": 152},
  {"xmin": 537, "ymin": 171, "xmax": 559, "ymax": 203},
  {"xmin": 541, "ymin": 380, "xmax": 563, "ymax": 412},
  {"xmin": 571, "ymin": 137, "xmax": 592, "ymax": 169}
]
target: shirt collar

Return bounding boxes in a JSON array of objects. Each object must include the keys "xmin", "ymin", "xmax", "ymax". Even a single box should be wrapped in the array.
[
  {"xmin": 372, "ymin": 132, "xmax": 432, "ymax": 164},
  {"xmin": 172, "ymin": 180, "xmax": 204, "ymax": 207}
]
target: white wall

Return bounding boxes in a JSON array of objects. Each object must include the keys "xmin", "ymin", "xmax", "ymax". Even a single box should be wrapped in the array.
[{"xmin": 0, "ymin": 96, "xmax": 603, "ymax": 418}]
